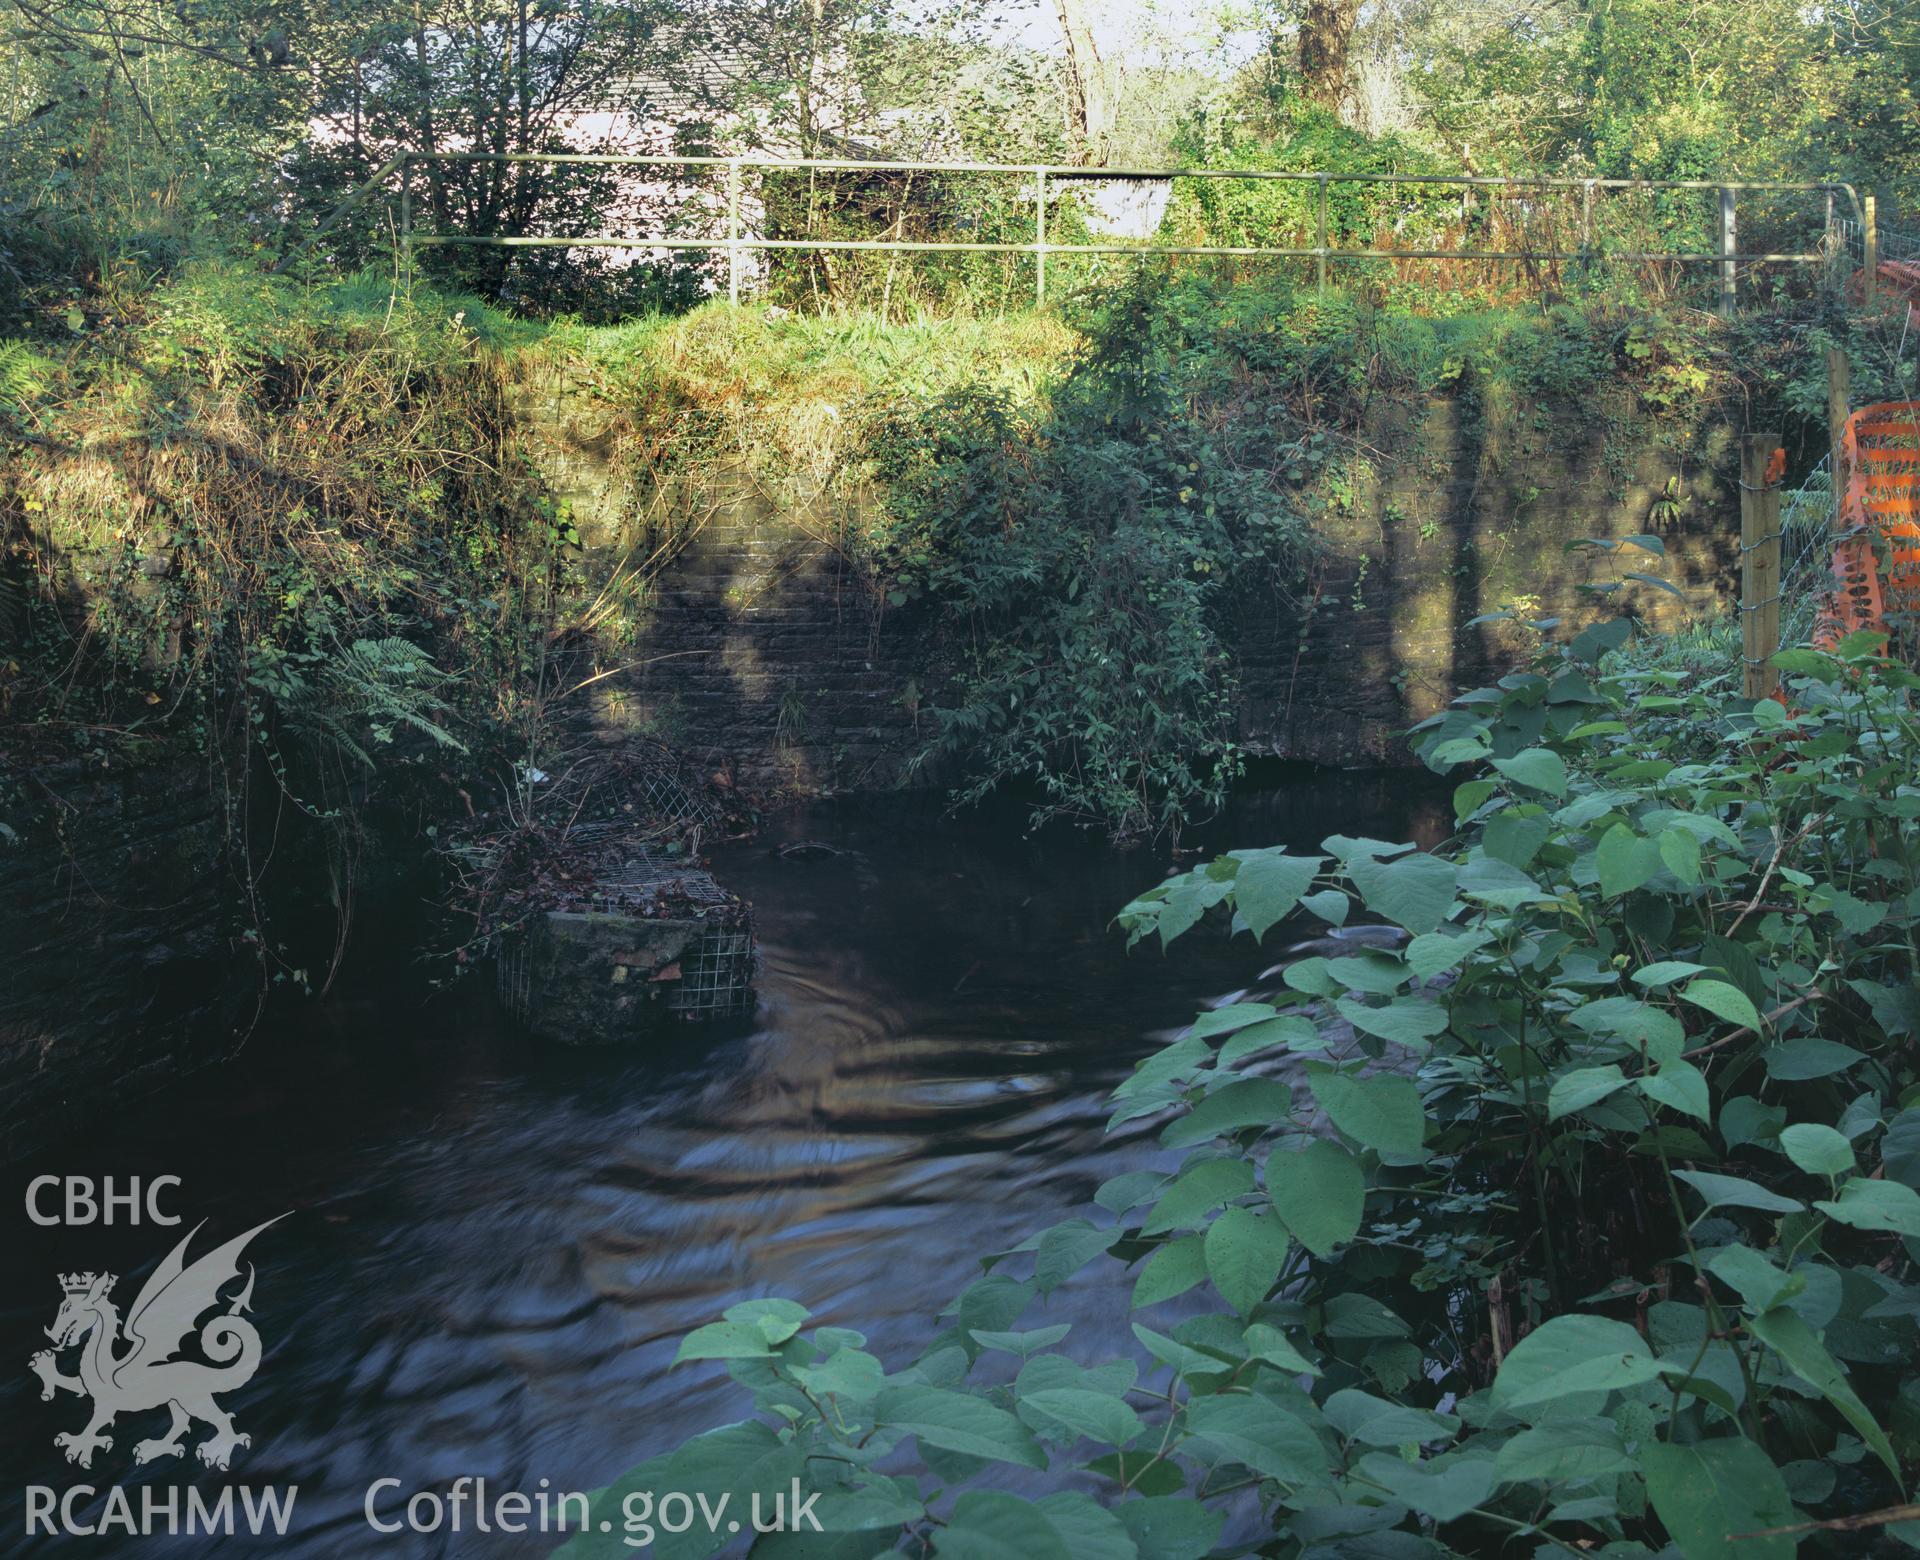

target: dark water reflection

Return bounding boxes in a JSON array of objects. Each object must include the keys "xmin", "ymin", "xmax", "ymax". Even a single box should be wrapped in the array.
[{"xmin": 2, "ymin": 772, "xmax": 1444, "ymax": 1556}]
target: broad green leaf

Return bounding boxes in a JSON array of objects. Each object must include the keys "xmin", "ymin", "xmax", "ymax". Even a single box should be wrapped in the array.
[
  {"xmin": 1141, "ymin": 1158, "xmax": 1255, "ymax": 1235},
  {"xmin": 1308, "ymin": 1069, "xmax": 1426, "ymax": 1158},
  {"xmin": 723, "ymin": 1297, "xmax": 809, "ymax": 1338},
  {"xmin": 1188, "ymin": 1002, "xmax": 1279, "ymax": 1039},
  {"xmin": 1885, "ymin": 1106, "xmax": 1920, "ymax": 1188},
  {"xmin": 1131, "ymin": 1323, "xmax": 1227, "ymax": 1380},
  {"xmin": 1658, "ymin": 826, "xmax": 1702, "ymax": 886},
  {"xmin": 1596, "ymin": 823, "xmax": 1659, "ymax": 898},
  {"xmin": 1764, "ymin": 1038, "xmax": 1867, "ymax": 1080},
  {"xmin": 1334, "ymin": 994, "xmax": 1450, "ymax": 1051},
  {"xmin": 1348, "ymin": 849, "xmax": 1459, "ymax": 935},
  {"xmin": 1674, "ymin": 1170, "xmax": 1804, "ymax": 1215},
  {"xmin": 1323, "ymin": 1388, "xmax": 1458, "ymax": 1447},
  {"xmin": 1406, "ymin": 929, "xmax": 1492, "ymax": 982},
  {"xmin": 1034, "ymin": 1492, "xmax": 1139, "ymax": 1560},
  {"xmin": 1777, "ymin": 1122, "xmax": 1855, "ymax": 1177},
  {"xmin": 1681, "ymin": 979, "xmax": 1763, "ymax": 1033},
  {"xmin": 1182, "ymin": 1395, "xmax": 1332, "ymax": 1487},
  {"xmin": 1453, "ymin": 779, "xmax": 1498, "ymax": 820},
  {"xmin": 1814, "ymin": 1177, "xmax": 1920, "ymax": 1236},
  {"xmin": 1113, "ymin": 1034, "xmax": 1209, "ymax": 1101},
  {"xmin": 1640, "ymin": 1059, "xmax": 1710, "ymax": 1124},
  {"xmin": 1494, "ymin": 1420, "xmax": 1633, "ymax": 1482},
  {"xmin": 650, "ymin": 1421, "xmax": 803, "ymax": 1560},
  {"xmin": 1720, "ymin": 1096, "xmax": 1786, "ymax": 1150},
  {"xmin": 875, "ymin": 1385, "xmax": 1048, "ymax": 1468},
  {"xmin": 1641, "ymin": 1438, "xmax": 1796, "ymax": 1560},
  {"xmin": 1020, "ymin": 1388, "xmax": 1142, "ymax": 1448},
  {"xmin": 1244, "ymin": 1322, "xmax": 1320, "ymax": 1376},
  {"xmin": 1324, "ymin": 1293, "xmax": 1411, "ymax": 1339},
  {"xmin": 1491, "ymin": 748, "xmax": 1568, "ymax": 797},
  {"xmin": 970, "ymin": 1325, "xmax": 1071, "ymax": 1358},
  {"xmin": 1353, "ymin": 1452, "xmax": 1496, "ymax": 1522},
  {"xmin": 1325, "ymin": 953, "xmax": 1410, "ymax": 994},
  {"xmin": 1232, "ymin": 850, "xmax": 1323, "ymax": 942},
  {"xmin": 1115, "ymin": 1496, "xmax": 1223, "ymax": 1560},
  {"xmin": 1161, "ymin": 1079, "xmax": 1295, "ymax": 1148},
  {"xmin": 935, "ymin": 1491, "xmax": 1073, "ymax": 1560},
  {"xmin": 1631, "ymin": 961, "xmax": 1707, "ymax": 988},
  {"xmin": 805, "ymin": 1479, "xmax": 927, "ymax": 1535},
  {"xmin": 1547, "ymin": 1064, "xmax": 1628, "ymax": 1122},
  {"xmin": 1705, "ymin": 1246, "xmax": 1803, "ymax": 1314},
  {"xmin": 673, "ymin": 1319, "xmax": 777, "ymax": 1363},
  {"xmin": 1153, "ymin": 876, "xmax": 1226, "ymax": 948},
  {"xmin": 1483, "ymin": 812, "xmax": 1551, "ymax": 869},
  {"xmin": 1132, "ymin": 1235, "xmax": 1208, "ymax": 1309},
  {"xmin": 946, "ymin": 1274, "xmax": 1035, "ymax": 1336},
  {"xmin": 1203, "ymin": 1204, "xmax": 1290, "ymax": 1315},
  {"xmin": 1298, "ymin": 889, "xmax": 1350, "ymax": 926},
  {"xmin": 1218, "ymin": 1015, "xmax": 1320, "ymax": 1066},
  {"xmin": 1268, "ymin": 1139, "xmax": 1365, "ymax": 1255},
  {"xmin": 1036, "ymin": 1220, "xmax": 1118, "ymax": 1293},
  {"xmin": 1571, "ymin": 996, "xmax": 1686, "ymax": 1060},
  {"xmin": 1746, "ymin": 1306, "xmax": 1899, "ymax": 1478},
  {"xmin": 1096, "ymin": 1172, "xmax": 1168, "ymax": 1214},
  {"xmin": 794, "ymin": 1346, "xmax": 886, "ymax": 1404},
  {"xmin": 1494, "ymin": 1314, "xmax": 1667, "ymax": 1411}
]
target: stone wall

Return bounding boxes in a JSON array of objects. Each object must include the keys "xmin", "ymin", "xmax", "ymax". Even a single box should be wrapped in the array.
[
  {"xmin": 523, "ymin": 377, "xmax": 938, "ymax": 795},
  {"xmin": 532, "ymin": 377, "xmax": 1738, "ymax": 786},
  {"xmin": 1233, "ymin": 389, "xmax": 1738, "ymax": 764},
  {"xmin": 0, "ymin": 748, "xmax": 253, "ymax": 1161}
]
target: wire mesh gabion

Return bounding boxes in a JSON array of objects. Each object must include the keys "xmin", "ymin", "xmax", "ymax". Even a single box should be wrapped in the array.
[
  {"xmin": 597, "ymin": 845, "xmax": 756, "ymax": 1021},
  {"xmin": 496, "ymin": 932, "xmax": 532, "ymax": 1020},
  {"xmin": 667, "ymin": 927, "xmax": 757, "ymax": 1020},
  {"xmin": 479, "ymin": 753, "xmax": 754, "ymax": 1028}
]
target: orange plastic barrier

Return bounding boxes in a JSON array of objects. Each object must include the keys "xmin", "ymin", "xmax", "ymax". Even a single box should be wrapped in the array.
[
  {"xmin": 1849, "ymin": 259, "xmax": 1920, "ymax": 326},
  {"xmin": 1814, "ymin": 401, "xmax": 1920, "ymax": 650}
]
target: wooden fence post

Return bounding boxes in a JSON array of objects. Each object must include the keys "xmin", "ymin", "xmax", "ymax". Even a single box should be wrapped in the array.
[
  {"xmin": 1741, "ymin": 433, "xmax": 1783, "ymax": 700},
  {"xmin": 1827, "ymin": 345, "xmax": 1851, "ymax": 533}
]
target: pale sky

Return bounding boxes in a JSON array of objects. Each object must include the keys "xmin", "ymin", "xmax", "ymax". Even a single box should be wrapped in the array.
[{"xmin": 979, "ymin": 0, "xmax": 1266, "ymax": 72}]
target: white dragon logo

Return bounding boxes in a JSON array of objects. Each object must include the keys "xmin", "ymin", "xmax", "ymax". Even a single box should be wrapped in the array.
[{"xmin": 28, "ymin": 1216, "xmax": 284, "ymax": 1472}]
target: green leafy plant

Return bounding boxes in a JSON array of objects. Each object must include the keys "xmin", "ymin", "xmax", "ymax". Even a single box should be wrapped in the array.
[{"xmin": 585, "ymin": 626, "xmax": 1920, "ymax": 1558}]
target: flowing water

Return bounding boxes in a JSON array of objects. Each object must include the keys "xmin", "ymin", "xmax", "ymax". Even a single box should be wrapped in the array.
[{"xmin": 2, "ymin": 772, "xmax": 1444, "ymax": 1556}]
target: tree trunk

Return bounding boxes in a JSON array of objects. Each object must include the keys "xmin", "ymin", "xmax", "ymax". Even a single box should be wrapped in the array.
[
  {"xmin": 1051, "ymin": 0, "xmax": 1109, "ymax": 165},
  {"xmin": 1298, "ymin": 0, "xmax": 1360, "ymax": 112}
]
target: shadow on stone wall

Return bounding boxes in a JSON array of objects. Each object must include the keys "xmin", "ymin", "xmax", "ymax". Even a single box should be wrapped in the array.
[{"xmin": 534, "ymin": 379, "xmax": 1739, "ymax": 790}]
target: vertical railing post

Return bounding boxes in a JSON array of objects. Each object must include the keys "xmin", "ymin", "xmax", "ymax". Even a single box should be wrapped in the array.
[
  {"xmin": 1741, "ymin": 432, "xmax": 1783, "ymax": 701},
  {"xmin": 1034, "ymin": 167, "xmax": 1048, "ymax": 307},
  {"xmin": 1828, "ymin": 345, "xmax": 1852, "ymax": 533},
  {"xmin": 1580, "ymin": 180, "xmax": 1593, "ymax": 288},
  {"xmin": 1864, "ymin": 192, "xmax": 1880, "ymax": 306},
  {"xmin": 399, "ymin": 153, "xmax": 413, "ymax": 290},
  {"xmin": 1316, "ymin": 173, "xmax": 1329, "ymax": 294},
  {"xmin": 1718, "ymin": 185, "xmax": 1737, "ymax": 317},
  {"xmin": 727, "ymin": 157, "xmax": 741, "ymax": 307}
]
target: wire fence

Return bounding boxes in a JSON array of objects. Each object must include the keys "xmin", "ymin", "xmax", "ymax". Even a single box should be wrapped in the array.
[{"xmin": 1780, "ymin": 454, "xmax": 1841, "ymax": 648}]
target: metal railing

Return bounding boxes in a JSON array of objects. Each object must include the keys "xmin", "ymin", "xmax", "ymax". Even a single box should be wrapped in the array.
[{"xmin": 278, "ymin": 150, "xmax": 1868, "ymax": 311}]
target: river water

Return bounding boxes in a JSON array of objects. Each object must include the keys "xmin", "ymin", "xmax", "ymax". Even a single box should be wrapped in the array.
[{"xmin": 2, "ymin": 773, "xmax": 1443, "ymax": 1556}]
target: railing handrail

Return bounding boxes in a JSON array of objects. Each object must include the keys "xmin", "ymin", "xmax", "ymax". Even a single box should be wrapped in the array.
[
  {"xmin": 351, "ymin": 148, "xmax": 1862, "ymax": 204},
  {"xmin": 271, "ymin": 151, "xmax": 409, "ymax": 275},
  {"xmin": 278, "ymin": 148, "xmax": 1869, "ymax": 309}
]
